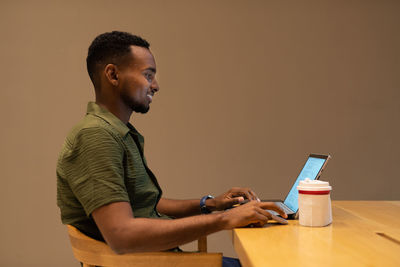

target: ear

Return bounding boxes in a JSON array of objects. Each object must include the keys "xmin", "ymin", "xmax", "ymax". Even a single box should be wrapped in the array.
[{"xmin": 104, "ymin": 64, "xmax": 119, "ymax": 87}]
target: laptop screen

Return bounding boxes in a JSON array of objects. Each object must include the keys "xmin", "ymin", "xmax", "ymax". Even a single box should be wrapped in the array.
[{"xmin": 283, "ymin": 156, "xmax": 327, "ymax": 212}]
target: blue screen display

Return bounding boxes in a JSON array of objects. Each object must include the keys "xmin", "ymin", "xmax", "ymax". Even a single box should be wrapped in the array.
[{"xmin": 283, "ymin": 157, "xmax": 326, "ymax": 212}]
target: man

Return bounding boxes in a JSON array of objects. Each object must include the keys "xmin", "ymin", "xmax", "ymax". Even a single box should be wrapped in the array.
[{"xmin": 57, "ymin": 31, "xmax": 286, "ymax": 265}]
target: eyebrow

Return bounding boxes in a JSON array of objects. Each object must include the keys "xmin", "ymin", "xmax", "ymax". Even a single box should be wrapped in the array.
[{"xmin": 145, "ymin": 67, "xmax": 156, "ymax": 74}]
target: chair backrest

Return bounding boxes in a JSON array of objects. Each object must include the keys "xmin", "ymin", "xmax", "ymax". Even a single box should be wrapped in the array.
[{"xmin": 67, "ymin": 225, "xmax": 222, "ymax": 267}]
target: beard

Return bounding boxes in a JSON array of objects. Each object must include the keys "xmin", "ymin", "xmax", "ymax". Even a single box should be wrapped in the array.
[{"xmin": 121, "ymin": 91, "xmax": 150, "ymax": 114}]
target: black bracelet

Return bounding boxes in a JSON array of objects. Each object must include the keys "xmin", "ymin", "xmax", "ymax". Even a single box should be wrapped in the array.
[{"xmin": 200, "ymin": 195, "xmax": 214, "ymax": 214}]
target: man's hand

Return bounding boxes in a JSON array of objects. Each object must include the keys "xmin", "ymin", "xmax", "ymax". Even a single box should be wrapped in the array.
[
  {"xmin": 208, "ymin": 187, "xmax": 259, "ymax": 211},
  {"xmin": 219, "ymin": 201, "xmax": 287, "ymax": 229}
]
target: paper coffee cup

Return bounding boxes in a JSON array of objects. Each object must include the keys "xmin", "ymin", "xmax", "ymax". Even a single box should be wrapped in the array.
[{"xmin": 297, "ymin": 178, "xmax": 332, "ymax": 227}]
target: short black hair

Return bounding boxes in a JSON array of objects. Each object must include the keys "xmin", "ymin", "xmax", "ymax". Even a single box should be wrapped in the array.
[{"xmin": 86, "ymin": 31, "xmax": 150, "ymax": 87}]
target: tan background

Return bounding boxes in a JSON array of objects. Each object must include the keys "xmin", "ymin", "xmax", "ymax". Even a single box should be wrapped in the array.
[{"xmin": 0, "ymin": 0, "xmax": 399, "ymax": 266}]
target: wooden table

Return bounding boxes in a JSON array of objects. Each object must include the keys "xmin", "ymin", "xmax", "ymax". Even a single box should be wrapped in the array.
[{"xmin": 231, "ymin": 201, "xmax": 400, "ymax": 267}]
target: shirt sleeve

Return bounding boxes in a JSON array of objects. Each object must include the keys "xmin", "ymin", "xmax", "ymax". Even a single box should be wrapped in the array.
[{"xmin": 63, "ymin": 126, "xmax": 130, "ymax": 216}]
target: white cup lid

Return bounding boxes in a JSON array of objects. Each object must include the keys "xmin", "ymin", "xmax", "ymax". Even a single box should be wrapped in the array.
[{"xmin": 297, "ymin": 178, "xmax": 332, "ymax": 191}]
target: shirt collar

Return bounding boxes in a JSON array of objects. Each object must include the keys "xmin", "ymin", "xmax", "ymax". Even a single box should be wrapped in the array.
[{"xmin": 86, "ymin": 102, "xmax": 130, "ymax": 137}]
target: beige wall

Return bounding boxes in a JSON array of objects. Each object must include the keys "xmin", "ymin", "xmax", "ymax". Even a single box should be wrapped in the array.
[{"xmin": 0, "ymin": 0, "xmax": 399, "ymax": 266}]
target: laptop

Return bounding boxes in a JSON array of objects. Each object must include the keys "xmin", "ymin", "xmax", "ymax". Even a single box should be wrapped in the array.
[{"xmin": 268, "ymin": 154, "xmax": 331, "ymax": 219}]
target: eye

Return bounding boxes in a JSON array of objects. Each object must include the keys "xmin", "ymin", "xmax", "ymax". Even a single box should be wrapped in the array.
[{"xmin": 144, "ymin": 72, "xmax": 153, "ymax": 82}]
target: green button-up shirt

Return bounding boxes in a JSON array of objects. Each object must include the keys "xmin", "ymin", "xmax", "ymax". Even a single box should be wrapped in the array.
[{"xmin": 57, "ymin": 102, "xmax": 167, "ymax": 241}]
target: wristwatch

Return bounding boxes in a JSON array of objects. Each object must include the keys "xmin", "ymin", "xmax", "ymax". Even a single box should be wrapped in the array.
[{"xmin": 200, "ymin": 195, "xmax": 214, "ymax": 214}]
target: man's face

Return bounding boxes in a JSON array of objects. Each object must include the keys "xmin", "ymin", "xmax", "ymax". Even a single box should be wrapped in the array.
[{"xmin": 118, "ymin": 46, "xmax": 159, "ymax": 114}]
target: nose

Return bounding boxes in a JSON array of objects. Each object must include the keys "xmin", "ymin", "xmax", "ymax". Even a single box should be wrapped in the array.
[{"xmin": 151, "ymin": 78, "xmax": 159, "ymax": 92}]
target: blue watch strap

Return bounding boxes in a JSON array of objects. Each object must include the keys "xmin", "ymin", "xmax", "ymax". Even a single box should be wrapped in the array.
[{"xmin": 200, "ymin": 195, "xmax": 214, "ymax": 214}]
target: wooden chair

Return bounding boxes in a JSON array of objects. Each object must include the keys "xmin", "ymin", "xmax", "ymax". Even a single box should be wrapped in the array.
[{"xmin": 67, "ymin": 225, "xmax": 222, "ymax": 267}]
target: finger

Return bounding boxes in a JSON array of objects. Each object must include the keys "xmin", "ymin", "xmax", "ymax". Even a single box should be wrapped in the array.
[
  {"xmin": 259, "ymin": 202, "xmax": 288, "ymax": 218},
  {"xmin": 242, "ymin": 188, "xmax": 257, "ymax": 200},
  {"xmin": 252, "ymin": 210, "xmax": 270, "ymax": 225},
  {"xmin": 256, "ymin": 222, "xmax": 265, "ymax": 227},
  {"xmin": 242, "ymin": 212, "xmax": 269, "ymax": 227},
  {"xmin": 228, "ymin": 190, "xmax": 253, "ymax": 201},
  {"xmin": 249, "ymin": 189, "xmax": 259, "ymax": 201},
  {"xmin": 243, "ymin": 189, "xmax": 257, "ymax": 201},
  {"xmin": 254, "ymin": 206, "xmax": 273, "ymax": 220},
  {"xmin": 244, "ymin": 191, "xmax": 254, "ymax": 200},
  {"xmin": 236, "ymin": 196, "xmax": 245, "ymax": 204},
  {"xmin": 227, "ymin": 196, "xmax": 245, "ymax": 207},
  {"xmin": 250, "ymin": 222, "xmax": 264, "ymax": 228}
]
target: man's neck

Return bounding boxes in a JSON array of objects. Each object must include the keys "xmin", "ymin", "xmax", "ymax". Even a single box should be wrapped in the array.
[{"xmin": 95, "ymin": 99, "xmax": 132, "ymax": 124}]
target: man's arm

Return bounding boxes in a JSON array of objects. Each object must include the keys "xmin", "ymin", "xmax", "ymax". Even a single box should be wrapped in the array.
[
  {"xmin": 92, "ymin": 200, "xmax": 286, "ymax": 254},
  {"xmin": 157, "ymin": 187, "xmax": 260, "ymax": 218},
  {"xmin": 157, "ymin": 198, "xmax": 206, "ymax": 218}
]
